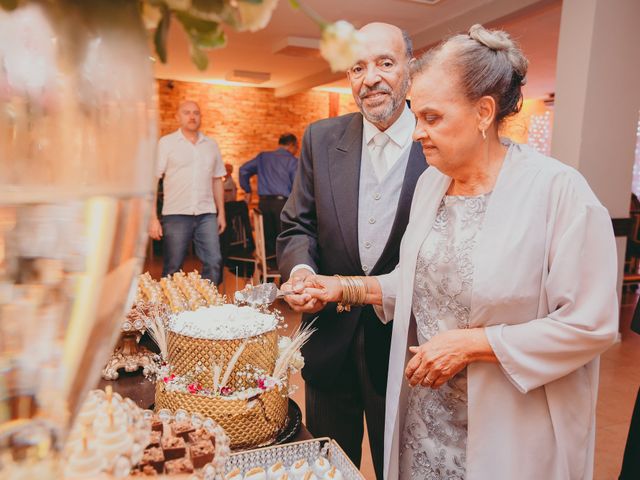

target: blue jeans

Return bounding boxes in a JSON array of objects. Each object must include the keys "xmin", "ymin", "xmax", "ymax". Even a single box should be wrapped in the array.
[{"xmin": 161, "ymin": 214, "xmax": 222, "ymax": 284}]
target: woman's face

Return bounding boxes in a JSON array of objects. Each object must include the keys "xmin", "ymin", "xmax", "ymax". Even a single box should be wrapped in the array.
[{"xmin": 410, "ymin": 64, "xmax": 483, "ymax": 176}]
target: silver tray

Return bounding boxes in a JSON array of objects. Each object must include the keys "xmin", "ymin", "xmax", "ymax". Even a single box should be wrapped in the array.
[{"xmin": 224, "ymin": 437, "xmax": 365, "ymax": 479}]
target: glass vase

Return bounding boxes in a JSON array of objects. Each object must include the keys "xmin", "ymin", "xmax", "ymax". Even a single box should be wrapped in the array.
[{"xmin": 0, "ymin": 0, "xmax": 157, "ymax": 477}]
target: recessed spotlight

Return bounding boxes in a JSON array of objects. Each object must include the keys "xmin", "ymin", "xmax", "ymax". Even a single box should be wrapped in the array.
[{"xmin": 225, "ymin": 70, "xmax": 271, "ymax": 84}]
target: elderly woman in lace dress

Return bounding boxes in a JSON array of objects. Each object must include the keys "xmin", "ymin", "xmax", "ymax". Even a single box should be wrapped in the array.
[{"xmin": 301, "ymin": 24, "xmax": 619, "ymax": 479}]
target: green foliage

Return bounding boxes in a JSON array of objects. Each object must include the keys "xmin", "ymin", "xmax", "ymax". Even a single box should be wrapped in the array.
[
  {"xmin": 174, "ymin": 10, "xmax": 227, "ymax": 70},
  {"xmin": 189, "ymin": 43, "xmax": 209, "ymax": 70},
  {"xmin": 0, "ymin": 0, "xmax": 331, "ymax": 73},
  {"xmin": 153, "ymin": 4, "xmax": 171, "ymax": 64}
]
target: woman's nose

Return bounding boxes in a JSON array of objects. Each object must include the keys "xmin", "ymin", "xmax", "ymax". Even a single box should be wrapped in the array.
[{"xmin": 413, "ymin": 122, "xmax": 427, "ymax": 142}]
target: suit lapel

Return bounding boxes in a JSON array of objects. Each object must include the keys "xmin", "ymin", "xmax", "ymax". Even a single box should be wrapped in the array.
[
  {"xmin": 328, "ymin": 113, "xmax": 364, "ymax": 272},
  {"xmin": 371, "ymin": 141, "xmax": 427, "ymax": 275}
]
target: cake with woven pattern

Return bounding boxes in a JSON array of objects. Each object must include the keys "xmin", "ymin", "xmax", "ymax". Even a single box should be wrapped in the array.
[{"xmin": 140, "ymin": 286, "xmax": 312, "ymax": 450}]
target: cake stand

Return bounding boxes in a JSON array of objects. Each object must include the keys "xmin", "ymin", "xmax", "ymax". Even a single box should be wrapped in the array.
[{"xmin": 102, "ymin": 312, "xmax": 155, "ymax": 381}]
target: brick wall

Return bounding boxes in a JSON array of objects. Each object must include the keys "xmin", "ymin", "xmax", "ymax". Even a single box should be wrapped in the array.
[{"xmin": 157, "ymin": 80, "xmax": 359, "ymax": 196}]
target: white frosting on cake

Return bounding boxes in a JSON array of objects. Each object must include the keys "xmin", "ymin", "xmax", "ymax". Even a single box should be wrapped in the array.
[
  {"xmin": 64, "ymin": 447, "xmax": 105, "ymax": 479},
  {"xmin": 169, "ymin": 304, "xmax": 278, "ymax": 340}
]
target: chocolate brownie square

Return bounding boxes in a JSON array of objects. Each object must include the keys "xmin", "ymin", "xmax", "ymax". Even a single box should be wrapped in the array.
[
  {"xmin": 147, "ymin": 431, "xmax": 161, "ymax": 448},
  {"xmin": 171, "ymin": 421, "xmax": 195, "ymax": 440},
  {"xmin": 161, "ymin": 436, "xmax": 186, "ymax": 461},
  {"xmin": 151, "ymin": 415, "xmax": 163, "ymax": 433},
  {"xmin": 139, "ymin": 447, "xmax": 164, "ymax": 473},
  {"xmin": 131, "ymin": 465, "xmax": 158, "ymax": 476},
  {"xmin": 165, "ymin": 457, "xmax": 194, "ymax": 475},
  {"xmin": 189, "ymin": 440, "xmax": 215, "ymax": 469},
  {"xmin": 188, "ymin": 428, "xmax": 216, "ymax": 447}
]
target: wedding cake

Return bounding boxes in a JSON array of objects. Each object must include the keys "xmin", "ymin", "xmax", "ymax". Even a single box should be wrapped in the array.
[{"xmin": 143, "ymin": 282, "xmax": 309, "ymax": 450}]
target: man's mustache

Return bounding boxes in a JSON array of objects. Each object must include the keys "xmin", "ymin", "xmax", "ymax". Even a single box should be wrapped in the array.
[{"xmin": 359, "ymin": 84, "xmax": 392, "ymax": 99}]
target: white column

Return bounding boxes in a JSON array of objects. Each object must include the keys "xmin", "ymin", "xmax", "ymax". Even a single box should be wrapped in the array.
[{"xmin": 551, "ymin": 0, "xmax": 640, "ymax": 298}]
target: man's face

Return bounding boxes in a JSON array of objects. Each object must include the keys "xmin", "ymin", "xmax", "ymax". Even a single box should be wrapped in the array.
[
  {"xmin": 347, "ymin": 24, "xmax": 411, "ymax": 128},
  {"xmin": 177, "ymin": 102, "xmax": 201, "ymax": 132}
]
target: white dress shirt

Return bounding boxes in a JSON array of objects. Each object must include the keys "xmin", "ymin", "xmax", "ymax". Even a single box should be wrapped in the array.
[
  {"xmin": 156, "ymin": 129, "xmax": 226, "ymax": 215},
  {"xmin": 290, "ymin": 105, "xmax": 416, "ymax": 278}
]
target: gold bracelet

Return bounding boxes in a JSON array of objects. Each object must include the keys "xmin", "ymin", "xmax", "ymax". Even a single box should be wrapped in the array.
[
  {"xmin": 335, "ymin": 275, "xmax": 350, "ymax": 313},
  {"xmin": 335, "ymin": 275, "xmax": 367, "ymax": 313}
]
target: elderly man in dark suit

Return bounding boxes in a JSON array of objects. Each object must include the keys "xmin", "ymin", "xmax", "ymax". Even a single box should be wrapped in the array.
[{"xmin": 277, "ymin": 23, "xmax": 426, "ymax": 479}]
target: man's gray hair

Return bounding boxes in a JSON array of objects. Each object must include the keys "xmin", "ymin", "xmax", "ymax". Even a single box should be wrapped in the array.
[{"xmin": 402, "ymin": 30, "xmax": 413, "ymax": 59}]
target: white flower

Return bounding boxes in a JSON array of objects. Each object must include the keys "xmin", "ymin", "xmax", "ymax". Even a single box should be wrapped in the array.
[
  {"xmin": 262, "ymin": 375, "xmax": 279, "ymax": 389},
  {"xmin": 278, "ymin": 336, "xmax": 292, "ymax": 355},
  {"xmin": 320, "ymin": 20, "xmax": 365, "ymax": 72},
  {"xmin": 235, "ymin": 0, "xmax": 279, "ymax": 32},
  {"xmin": 289, "ymin": 350, "xmax": 305, "ymax": 371}
]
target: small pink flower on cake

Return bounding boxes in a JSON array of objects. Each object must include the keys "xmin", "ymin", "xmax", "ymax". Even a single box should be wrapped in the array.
[
  {"xmin": 219, "ymin": 386, "xmax": 235, "ymax": 397},
  {"xmin": 187, "ymin": 382, "xmax": 203, "ymax": 394}
]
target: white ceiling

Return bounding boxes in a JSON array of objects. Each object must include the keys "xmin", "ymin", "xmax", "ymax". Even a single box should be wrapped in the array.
[{"xmin": 153, "ymin": 0, "xmax": 561, "ymax": 99}]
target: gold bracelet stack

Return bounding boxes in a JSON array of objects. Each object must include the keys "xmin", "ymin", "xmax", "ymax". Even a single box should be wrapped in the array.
[{"xmin": 335, "ymin": 275, "xmax": 367, "ymax": 313}]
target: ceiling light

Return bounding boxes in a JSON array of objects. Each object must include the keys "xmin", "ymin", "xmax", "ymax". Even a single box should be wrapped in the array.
[
  {"xmin": 273, "ymin": 36, "xmax": 321, "ymax": 58},
  {"xmin": 225, "ymin": 70, "xmax": 271, "ymax": 84}
]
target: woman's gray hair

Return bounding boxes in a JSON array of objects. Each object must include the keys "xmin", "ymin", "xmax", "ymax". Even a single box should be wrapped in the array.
[{"xmin": 411, "ymin": 24, "xmax": 528, "ymax": 123}]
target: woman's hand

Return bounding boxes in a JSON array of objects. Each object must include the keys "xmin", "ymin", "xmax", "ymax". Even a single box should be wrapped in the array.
[
  {"xmin": 405, "ymin": 328, "xmax": 496, "ymax": 389},
  {"xmin": 301, "ymin": 275, "xmax": 343, "ymax": 304}
]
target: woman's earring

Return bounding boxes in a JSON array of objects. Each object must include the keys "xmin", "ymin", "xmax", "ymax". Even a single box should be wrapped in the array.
[{"xmin": 481, "ymin": 129, "xmax": 487, "ymax": 140}]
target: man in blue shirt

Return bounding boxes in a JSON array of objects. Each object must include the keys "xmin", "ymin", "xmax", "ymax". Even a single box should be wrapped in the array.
[{"xmin": 239, "ymin": 133, "xmax": 298, "ymax": 255}]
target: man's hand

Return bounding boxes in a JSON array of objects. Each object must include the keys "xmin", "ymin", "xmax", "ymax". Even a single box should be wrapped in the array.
[
  {"xmin": 149, "ymin": 217, "xmax": 163, "ymax": 240},
  {"xmin": 244, "ymin": 193, "xmax": 252, "ymax": 205},
  {"xmin": 217, "ymin": 214, "xmax": 226, "ymax": 234},
  {"xmin": 281, "ymin": 268, "xmax": 325, "ymax": 313}
]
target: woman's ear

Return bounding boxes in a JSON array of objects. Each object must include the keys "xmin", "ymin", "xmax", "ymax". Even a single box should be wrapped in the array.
[{"xmin": 476, "ymin": 95, "xmax": 497, "ymax": 132}]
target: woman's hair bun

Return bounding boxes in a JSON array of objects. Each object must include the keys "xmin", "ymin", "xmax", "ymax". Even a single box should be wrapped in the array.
[
  {"xmin": 468, "ymin": 24, "xmax": 528, "ymax": 79},
  {"xmin": 468, "ymin": 24, "xmax": 512, "ymax": 51}
]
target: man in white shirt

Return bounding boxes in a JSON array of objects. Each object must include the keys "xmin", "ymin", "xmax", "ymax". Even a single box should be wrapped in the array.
[
  {"xmin": 149, "ymin": 101, "xmax": 227, "ymax": 284},
  {"xmin": 277, "ymin": 23, "xmax": 426, "ymax": 479}
]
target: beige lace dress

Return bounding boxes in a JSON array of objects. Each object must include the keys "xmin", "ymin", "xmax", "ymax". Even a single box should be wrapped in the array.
[{"xmin": 399, "ymin": 193, "xmax": 490, "ymax": 480}]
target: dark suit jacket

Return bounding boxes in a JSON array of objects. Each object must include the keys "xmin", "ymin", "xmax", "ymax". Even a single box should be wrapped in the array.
[{"xmin": 276, "ymin": 111, "xmax": 427, "ymax": 394}]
